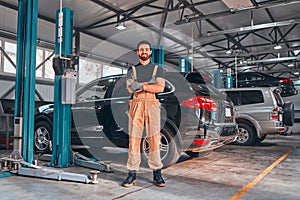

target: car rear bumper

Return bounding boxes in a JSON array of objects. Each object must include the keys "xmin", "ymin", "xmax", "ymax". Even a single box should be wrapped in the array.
[
  {"xmin": 259, "ymin": 120, "xmax": 287, "ymax": 135},
  {"xmin": 180, "ymin": 123, "xmax": 237, "ymax": 152}
]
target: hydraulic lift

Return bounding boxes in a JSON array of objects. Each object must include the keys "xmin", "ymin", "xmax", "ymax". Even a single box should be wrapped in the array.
[{"xmin": 1, "ymin": 0, "xmax": 111, "ymax": 184}]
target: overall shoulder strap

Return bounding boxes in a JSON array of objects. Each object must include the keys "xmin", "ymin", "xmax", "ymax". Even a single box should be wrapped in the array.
[
  {"xmin": 152, "ymin": 65, "xmax": 158, "ymax": 77},
  {"xmin": 132, "ymin": 66, "xmax": 137, "ymax": 80}
]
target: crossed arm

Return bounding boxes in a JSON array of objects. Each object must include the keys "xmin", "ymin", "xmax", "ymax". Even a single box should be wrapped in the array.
[{"xmin": 126, "ymin": 77, "xmax": 165, "ymax": 94}]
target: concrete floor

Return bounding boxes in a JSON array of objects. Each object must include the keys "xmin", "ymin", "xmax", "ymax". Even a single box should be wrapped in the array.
[{"xmin": 0, "ymin": 123, "xmax": 300, "ymax": 200}]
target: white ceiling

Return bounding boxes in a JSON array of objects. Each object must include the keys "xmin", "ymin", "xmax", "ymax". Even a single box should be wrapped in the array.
[{"xmin": 0, "ymin": 0, "xmax": 300, "ymax": 78}]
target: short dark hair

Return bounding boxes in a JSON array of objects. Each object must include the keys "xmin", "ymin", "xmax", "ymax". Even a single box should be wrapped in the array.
[{"xmin": 137, "ymin": 40, "xmax": 152, "ymax": 50}]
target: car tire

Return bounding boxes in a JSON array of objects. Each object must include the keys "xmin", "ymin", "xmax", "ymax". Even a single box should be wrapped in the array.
[
  {"xmin": 34, "ymin": 121, "xmax": 52, "ymax": 154},
  {"xmin": 236, "ymin": 123, "xmax": 257, "ymax": 146},
  {"xmin": 141, "ymin": 126, "xmax": 181, "ymax": 168},
  {"xmin": 185, "ymin": 150, "xmax": 211, "ymax": 158},
  {"xmin": 255, "ymin": 134, "xmax": 267, "ymax": 144},
  {"xmin": 283, "ymin": 102, "xmax": 294, "ymax": 126}
]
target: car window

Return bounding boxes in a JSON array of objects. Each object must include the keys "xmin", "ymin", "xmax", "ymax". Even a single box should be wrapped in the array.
[
  {"xmin": 163, "ymin": 80, "xmax": 173, "ymax": 93},
  {"xmin": 250, "ymin": 73, "xmax": 264, "ymax": 81},
  {"xmin": 226, "ymin": 91, "xmax": 240, "ymax": 105},
  {"xmin": 185, "ymin": 71, "xmax": 212, "ymax": 84},
  {"xmin": 272, "ymin": 89, "xmax": 284, "ymax": 107},
  {"xmin": 165, "ymin": 72, "xmax": 193, "ymax": 93},
  {"xmin": 240, "ymin": 91, "xmax": 264, "ymax": 105},
  {"xmin": 111, "ymin": 77, "xmax": 131, "ymax": 98},
  {"xmin": 76, "ymin": 79, "xmax": 111, "ymax": 101},
  {"xmin": 237, "ymin": 74, "xmax": 246, "ymax": 82}
]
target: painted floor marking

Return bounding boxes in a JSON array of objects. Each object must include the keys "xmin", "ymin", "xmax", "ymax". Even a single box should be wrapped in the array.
[{"xmin": 230, "ymin": 142, "xmax": 300, "ymax": 200}]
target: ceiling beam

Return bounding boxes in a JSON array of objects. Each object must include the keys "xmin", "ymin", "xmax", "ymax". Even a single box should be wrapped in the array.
[
  {"xmin": 157, "ymin": 0, "xmax": 173, "ymax": 45},
  {"xmin": 81, "ymin": 0, "xmax": 216, "ymax": 30},
  {"xmin": 206, "ymin": 19, "xmax": 300, "ymax": 36},
  {"xmin": 174, "ymin": 0, "xmax": 300, "ymax": 25},
  {"xmin": 265, "ymin": 8, "xmax": 295, "ymax": 56}
]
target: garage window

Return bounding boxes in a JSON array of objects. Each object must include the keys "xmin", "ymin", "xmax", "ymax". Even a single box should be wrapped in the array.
[
  {"xmin": 76, "ymin": 79, "xmax": 111, "ymax": 101},
  {"xmin": 3, "ymin": 41, "xmax": 16, "ymax": 74}
]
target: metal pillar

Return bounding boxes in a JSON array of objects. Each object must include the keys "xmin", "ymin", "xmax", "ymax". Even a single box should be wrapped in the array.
[
  {"xmin": 13, "ymin": 0, "xmax": 39, "ymax": 163},
  {"xmin": 151, "ymin": 45, "xmax": 164, "ymax": 68},
  {"xmin": 51, "ymin": 8, "xmax": 73, "ymax": 167}
]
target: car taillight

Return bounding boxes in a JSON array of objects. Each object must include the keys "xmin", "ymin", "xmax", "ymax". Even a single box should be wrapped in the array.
[
  {"xmin": 180, "ymin": 96, "xmax": 218, "ymax": 112},
  {"xmin": 193, "ymin": 139, "xmax": 210, "ymax": 146},
  {"xmin": 202, "ymin": 75, "xmax": 210, "ymax": 81},
  {"xmin": 280, "ymin": 78, "xmax": 292, "ymax": 83},
  {"xmin": 271, "ymin": 107, "xmax": 278, "ymax": 120}
]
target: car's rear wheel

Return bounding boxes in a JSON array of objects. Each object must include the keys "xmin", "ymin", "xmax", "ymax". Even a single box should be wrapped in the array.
[
  {"xmin": 34, "ymin": 121, "xmax": 52, "ymax": 153},
  {"xmin": 236, "ymin": 123, "xmax": 257, "ymax": 146},
  {"xmin": 255, "ymin": 134, "xmax": 267, "ymax": 144},
  {"xmin": 141, "ymin": 126, "xmax": 180, "ymax": 168}
]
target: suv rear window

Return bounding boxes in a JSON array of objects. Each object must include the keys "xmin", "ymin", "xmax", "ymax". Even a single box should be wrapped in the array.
[
  {"xmin": 241, "ymin": 91, "xmax": 264, "ymax": 105},
  {"xmin": 226, "ymin": 90, "xmax": 264, "ymax": 105},
  {"xmin": 226, "ymin": 91, "xmax": 239, "ymax": 105},
  {"xmin": 272, "ymin": 89, "xmax": 284, "ymax": 107}
]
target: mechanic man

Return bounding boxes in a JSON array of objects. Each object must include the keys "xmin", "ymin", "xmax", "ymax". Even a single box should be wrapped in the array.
[{"xmin": 122, "ymin": 40, "xmax": 166, "ymax": 187}]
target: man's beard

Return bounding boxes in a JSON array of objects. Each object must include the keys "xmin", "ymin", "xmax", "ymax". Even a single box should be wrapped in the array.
[{"xmin": 139, "ymin": 53, "xmax": 150, "ymax": 61}]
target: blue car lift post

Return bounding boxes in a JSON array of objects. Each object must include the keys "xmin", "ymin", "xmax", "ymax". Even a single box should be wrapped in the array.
[
  {"xmin": 51, "ymin": 6, "xmax": 111, "ymax": 173},
  {"xmin": 1, "ymin": 1, "xmax": 110, "ymax": 183}
]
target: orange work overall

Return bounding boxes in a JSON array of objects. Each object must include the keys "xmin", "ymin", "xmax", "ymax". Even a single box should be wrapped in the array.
[{"xmin": 127, "ymin": 66, "xmax": 163, "ymax": 171}]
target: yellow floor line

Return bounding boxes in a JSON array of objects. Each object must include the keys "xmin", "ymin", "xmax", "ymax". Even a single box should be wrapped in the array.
[{"xmin": 230, "ymin": 142, "xmax": 300, "ymax": 200}]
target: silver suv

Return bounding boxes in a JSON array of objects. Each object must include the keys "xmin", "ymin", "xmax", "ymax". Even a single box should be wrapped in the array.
[{"xmin": 220, "ymin": 87, "xmax": 294, "ymax": 145}]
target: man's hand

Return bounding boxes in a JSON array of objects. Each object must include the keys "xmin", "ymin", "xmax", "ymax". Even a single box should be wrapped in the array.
[{"xmin": 129, "ymin": 81, "xmax": 144, "ymax": 92}]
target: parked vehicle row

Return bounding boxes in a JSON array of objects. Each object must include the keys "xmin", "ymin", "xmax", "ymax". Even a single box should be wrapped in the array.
[
  {"xmin": 34, "ymin": 71, "xmax": 237, "ymax": 168},
  {"xmin": 34, "ymin": 69, "xmax": 296, "ymax": 167}
]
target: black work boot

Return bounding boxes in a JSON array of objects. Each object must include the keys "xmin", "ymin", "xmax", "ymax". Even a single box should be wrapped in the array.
[
  {"xmin": 153, "ymin": 169, "xmax": 166, "ymax": 187},
  {"xmin": 122, "ymin": 171, "xmax": 137, "ymax": 187}
]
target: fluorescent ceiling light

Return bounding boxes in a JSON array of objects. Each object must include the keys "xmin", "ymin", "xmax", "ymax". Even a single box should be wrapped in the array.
[
  {"xmin": 293, "ymin": 49, "xmax": 300, "ymax": 55},
  {"xmin": 225, "ymin": 49, "xmax": 232, "ymax": 54},
  {"xmin": 274, "ymin": 45, "xmax": 282, "ymax": 50},
  {"xmin": 115, "ymin": 23, "xmax": 126, "ymax": 30}
]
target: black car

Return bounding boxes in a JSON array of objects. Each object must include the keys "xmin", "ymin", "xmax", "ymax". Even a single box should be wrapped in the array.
[
  {"xmin": 234, "ymin": 71, "xmax": 298, "ymax": 97},
  {"xmin": 34, "ymin": 71, "xmax": 237, "ymax": 168}
]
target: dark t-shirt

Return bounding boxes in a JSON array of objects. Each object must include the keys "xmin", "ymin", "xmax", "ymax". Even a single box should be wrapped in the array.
[{"xmin": 127, "ymin": 63, "xmax": 164, "ymax": 82}]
